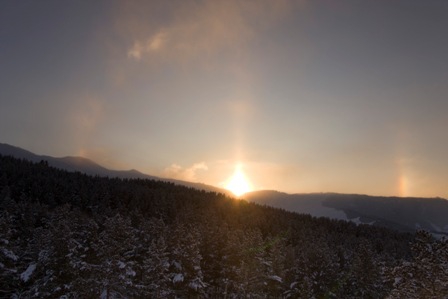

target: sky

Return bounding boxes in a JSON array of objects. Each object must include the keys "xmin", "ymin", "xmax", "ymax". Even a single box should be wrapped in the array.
[{"xmin": 1, "ymin": 0, "xmax": 448, "ymax": 198}]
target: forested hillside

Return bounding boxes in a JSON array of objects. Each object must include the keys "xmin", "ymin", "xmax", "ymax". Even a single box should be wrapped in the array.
[
  {"xmin": 1, "ymin": 155, "xmax": 447, "ymax": 298},
  {"xmin": 244, "ymin": 191, "xmax": 448, "ymax": 236}
]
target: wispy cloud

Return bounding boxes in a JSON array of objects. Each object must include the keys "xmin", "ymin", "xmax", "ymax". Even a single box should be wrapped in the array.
[
  {"xmin": 164, "ymin": 162, "xmax": 208, "ymax": 181},
  {"xmin": 127, "ymin": 31, "xmax": 168, "ymax": 60},
  {"xmin": 123, "ymin": 0, "xmax": 298, "ymax": 65}
]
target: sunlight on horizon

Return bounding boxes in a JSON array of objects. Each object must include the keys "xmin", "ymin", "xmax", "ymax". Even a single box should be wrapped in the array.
[{"xmin": 226, "ymin": 164, "xmax": 253, "ymax": 197}]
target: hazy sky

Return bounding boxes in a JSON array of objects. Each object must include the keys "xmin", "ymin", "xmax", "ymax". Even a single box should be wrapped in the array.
[{"xmin": 1, "ymin": 0, "xmax": 448, "ymax": 198}]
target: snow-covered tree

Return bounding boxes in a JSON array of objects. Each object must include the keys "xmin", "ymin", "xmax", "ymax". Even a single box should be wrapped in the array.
[
  {"xmin": 286, "ymin": 237, "xmax": 340, "ymax": 298},
  {"xmin": 168, "ymin": 223, "xmax": 206, "ymax": 297},
  {"xmin": 388, "ymin": 230, "xmax": 448, "ymax": 299},
  {"xmin": 0, "ymin": 209, "xmax": 20, "ymax": 297},
  {"xmin": 139, "ymin": 217, "xmax": 171, "ymax": 297},
  {"xmin": 93, "ymin": 213, "xmax": 139, "ymax": 298}
]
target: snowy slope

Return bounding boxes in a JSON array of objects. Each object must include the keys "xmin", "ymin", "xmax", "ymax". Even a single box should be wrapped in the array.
[
  {"xmin": 243, "ymin": 191, "xmax": 348, "ymax": 220},
  {"xmin": 244, "ymin": 191, "xmax": 448, "ymax": 235}
]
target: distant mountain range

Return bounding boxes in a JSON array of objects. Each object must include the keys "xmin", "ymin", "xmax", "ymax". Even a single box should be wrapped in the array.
[
  {"xmin": 243, "ymin": 190, "xmax": 448, "ymax": 237},
  {"xmin": 2, "ymin": 142, "xmax": 447, "ymax": 236},
  {"xmin": 0, "ymin": 143, "xmax": 233, "ymax": 196}
]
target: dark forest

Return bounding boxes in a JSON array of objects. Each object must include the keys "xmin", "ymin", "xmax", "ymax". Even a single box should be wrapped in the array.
[{"xmin": 1, "ymin": 155, "xmax": 446, "ymax": 298}]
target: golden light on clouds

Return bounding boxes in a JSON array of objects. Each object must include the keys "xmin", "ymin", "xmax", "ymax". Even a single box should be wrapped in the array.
[{"xmin": 163, "ymin": 162, "xmax": 208, "ymax": 182}]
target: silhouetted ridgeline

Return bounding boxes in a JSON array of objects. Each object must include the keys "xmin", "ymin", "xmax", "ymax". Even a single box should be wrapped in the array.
[
  {"xmin": 0, "ymin": 142, "xmax": 233, "ymax": 196},
  {"xmin": 1, "ymin": 155, "xmax": 447, "ymax": 298}
]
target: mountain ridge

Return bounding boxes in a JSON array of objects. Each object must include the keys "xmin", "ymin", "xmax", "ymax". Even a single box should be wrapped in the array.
[
  {"xmin": 2, "ymin": 142, "xmax": 447, "ymax": 236},
  {"xmin": 243, "ymin": 190, "xmax": 448, "ymax": 236},
  {"xmin": 0, "ymin": 143, "xmax": 233, "ymax": 196}
]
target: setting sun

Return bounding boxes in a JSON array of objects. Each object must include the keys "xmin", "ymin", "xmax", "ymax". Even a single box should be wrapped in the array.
[{"xmin": 226, "ymin": 164, "xmax": 252, "ymax": 197}]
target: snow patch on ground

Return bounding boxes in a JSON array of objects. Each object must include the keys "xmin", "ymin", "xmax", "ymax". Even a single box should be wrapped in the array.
[
  {"xmin": 393, "ymin": 277, "xmax": 402, "ymax": 287},
  {"xmin": 350, "ymin": 217, "xmax": 362, "ymax": 225},
  {"xmin": 20, "ymin": 263, "xmax": 36, "ymax": 282},
  {"xmin": 173, "ymin": 260, "xmax": 182, "ymax": 271},
  {"xmin": 173, "ymin": 273, "xmax": 184, "ymax": 283},
  {"xmin": 126, "ymin": 267, "xmax": 136, "ymax": 277},
  {"xmin": 298, "ymin": 199, "xmax": 348, "ymax": 220},
  {"xmin": 431, "ymin": 232, "xmax": 448, "ymax": 240},
  {"xmin": 269, "ymin": 275, "xmax": 282, "ymax": 283},
  {"xmin": 100, "ymin": 289, "xmax": 125, "ymax": 299},
  {"xmin": 429, "ymin": 222, "xmax": 442, "ymax": 232},
  {"xmin": 348, "ymin": 217, "xmax": 375, "ymax": 226},
  {"xmin": 189, "ymin": 279, "xmax": 205, "ymax": 291},
  {"xmin": 118, "ymin": 261, "xmax": 126, "ymax": 269},
  {"xmin": 2, "ymin": 248, "xmax": 18, "ymax": 261}
]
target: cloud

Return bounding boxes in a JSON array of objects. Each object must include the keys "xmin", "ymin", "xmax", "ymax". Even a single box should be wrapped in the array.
[
  {"xmin": 163, "ymin": 162, "xmax": 208, "ymax": 181},
  {"xmin": 127, "ymin": 31, "xmax": 168, "ymax": 60},
  {"xmin": 123, "ymin": 0, "xmax": 298, "ymax": 65}
]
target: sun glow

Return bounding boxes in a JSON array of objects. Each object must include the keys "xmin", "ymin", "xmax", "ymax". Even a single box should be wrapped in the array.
[{"xmin": 226, "ymin": 164, "xmax": 252, "ymax": 197}]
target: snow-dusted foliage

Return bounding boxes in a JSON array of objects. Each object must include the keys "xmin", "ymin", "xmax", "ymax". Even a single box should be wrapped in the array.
[
  {"xmin": 168, "ymin": 224, "xmax": 207, "ymax": 296},
  {"xmin": 1, "ymin": 154, "xmax": 435, "ymax": 298},
  {"xmin": 387, "ymin": 230, "xmax": 448, "ymax": 298},
  {"xmin": 20, "ymin": 263, "xmax": 36, "ymax": 282}
]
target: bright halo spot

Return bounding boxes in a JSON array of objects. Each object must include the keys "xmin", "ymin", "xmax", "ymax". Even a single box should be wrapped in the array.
[{"xmin": 226, "ymin": 164, "xmax": 252, "ymax": 197}]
